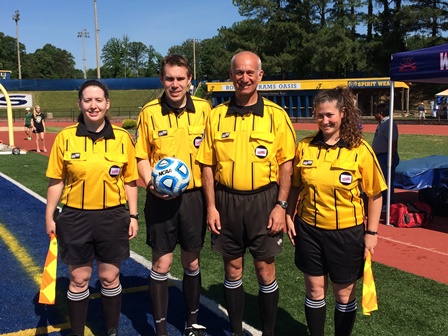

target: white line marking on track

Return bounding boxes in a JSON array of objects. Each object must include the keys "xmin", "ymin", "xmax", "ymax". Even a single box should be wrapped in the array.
[{"xmin": 380, "ymin": 236, "xmax": 448, "ymax": 257}]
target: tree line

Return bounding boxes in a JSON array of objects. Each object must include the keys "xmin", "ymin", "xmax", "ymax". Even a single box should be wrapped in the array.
[{"xmin": 1, "ymin": 0, "xmax": 447, "ymax": 81}]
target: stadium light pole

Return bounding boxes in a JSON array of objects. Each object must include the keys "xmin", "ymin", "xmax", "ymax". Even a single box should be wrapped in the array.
[
  {"xmin": 192, "ymin": 38, "xmax": 200, "ymax": 81},
  {"xmin": 77, "ymin": 29, "xmax": 90, "ymax": 79},
  {"xmin": 94, "ymin": 0, "xmax": 101, "ymax": 78},
  {"xmin": 12, "ymin": 10, "xmax": 22, "ymax": 80}
]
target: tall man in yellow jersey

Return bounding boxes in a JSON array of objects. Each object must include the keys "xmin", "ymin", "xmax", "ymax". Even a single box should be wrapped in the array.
[
  {"xmin": 196, "ymin": 51, "xmax": 296, "ymax": 336},
  {"xmin": 135, "ymin": 55, "xmax": 211, "ymax": 336}
]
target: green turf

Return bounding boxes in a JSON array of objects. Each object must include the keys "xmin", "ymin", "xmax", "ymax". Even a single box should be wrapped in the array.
[{"xmin": 1, "ymin": 131, "xmax": 447, "ymax": 335}]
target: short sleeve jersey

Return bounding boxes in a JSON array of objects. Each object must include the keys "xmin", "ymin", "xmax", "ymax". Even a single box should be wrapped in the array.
[
  {"xmin": 196, "ymin": 94, "xmax": 296, "ymax": 191},
  {"xmin": 46, "ymin": 121, "xmax": 139, "ymax": 210},
  {"xmin": 25, "ymin": 112, "xmax": 32, "ymax": 126},
  {"xmin": 371, "ymin": 117, "xmax": 398, "ymax": 154},
  {"xmin": 292, "ymin": 132, "xmax": 387, "ymax": 230},
  {"xmin": 134, "ymin": 93, "xmax": 211, "ymax": 189}
]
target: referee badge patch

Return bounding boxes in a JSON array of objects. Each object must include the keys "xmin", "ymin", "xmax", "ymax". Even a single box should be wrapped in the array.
[
  {"xmin": 221, "ymin": 132, "xmax": 230, "ymax": 139},
  {"xmin": 71, "ymin": 153, "xmax": 81, "ymax": 159},
  {"xmin": 339, "ymin": 172, "xmax": 353, "ymax": 185},
  {"xmin": 109, "ymin": 165, "xmax": 121, "ymax": 177},
  {"xmin": 194, "ymin": 136, "xmax": 202, "ymax": 148},
  {"xmin": 255, "ymin": 146, "xmax": 268, "ymax": 158},
  {"xmin": 158, "ymin": 130, "xmax": 168, "ymax": 137},
  {"xmin": 302, "ymin": 159, "xmax": 313, "ymax": 166}
]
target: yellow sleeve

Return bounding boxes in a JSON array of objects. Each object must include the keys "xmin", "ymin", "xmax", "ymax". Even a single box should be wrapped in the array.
[{"xmin": 46, "ymin": 131, "xmax": 67, "ymax": 180}]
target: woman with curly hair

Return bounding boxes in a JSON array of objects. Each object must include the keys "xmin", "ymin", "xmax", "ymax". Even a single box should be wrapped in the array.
[{"xmin": 286, "ymin": 87, "xmax": 386, "ymax": 335}]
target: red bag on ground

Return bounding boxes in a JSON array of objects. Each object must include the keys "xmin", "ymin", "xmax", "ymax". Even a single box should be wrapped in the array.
[{"xmin": 389, "ymin": 201, "xmax": 432, "ymax": 228}]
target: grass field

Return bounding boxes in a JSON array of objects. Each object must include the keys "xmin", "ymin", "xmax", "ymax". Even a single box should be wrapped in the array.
[{"xmin": 1, "ymin": 131, "xmax": 447, "ymax": 335}]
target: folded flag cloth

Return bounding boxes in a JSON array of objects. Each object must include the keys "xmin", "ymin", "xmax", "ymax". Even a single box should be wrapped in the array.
[
  {"xmin": 362, "ymin": 250, "xmax": 378, "ymax": 315},
  {"xmin": 38, "ymin": 233, "xmax": 58, "ymax": 305}
]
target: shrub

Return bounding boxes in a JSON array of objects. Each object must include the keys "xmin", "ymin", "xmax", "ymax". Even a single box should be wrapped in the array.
[{"xmin": 121, "ymin": 119, "xmax": 137, "ymax": 129}]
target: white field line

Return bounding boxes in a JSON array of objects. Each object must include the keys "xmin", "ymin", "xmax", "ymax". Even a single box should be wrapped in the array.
[{"xmin": 130, "ymin": 251, "xmax": 262, "ymax": 336}]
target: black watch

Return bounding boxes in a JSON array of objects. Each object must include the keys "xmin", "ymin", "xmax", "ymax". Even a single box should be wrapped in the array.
[
  {"xmin": 130, "ymin": 213, "xmax": 139, "ymax": 220},
  {"xmin": 365, "ymin": 229, "xmax": 377, "ymax": 236},
  {"xmin": 275, "ymin": 200, "xmax": 288, "ymax": 209}
]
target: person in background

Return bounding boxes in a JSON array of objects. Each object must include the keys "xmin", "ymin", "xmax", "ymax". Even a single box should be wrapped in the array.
[
  {"xmin": 430, "ymin": 100, "xmax": 436, "ymax": 118},
  {"xmin": 45, "ymin": 80, "xmax": 139, "ymax": 336},
  {"xmin": 417, "ymin": 102, "xmax": 426, "ymax": 124},
  {"xmin": 372, "ymin": 102, "xmax": 400, "ymax": 212},
  {"xmin": 31, "ymin": 105, "xmax": 47, "ymax": 152},
  {"xmin": 135, "ymin": 54, "xmax": 211, "ymax": 336},
  {"xmin": 24, "ymin": 107, "xmax": 33, "ymax": 140},
  {"xmin": 197, "ymin": 51, "xmax": 296, "ymax": 336},
  {"xmin": 286, "ymin": 87, "xmax": 386, "ymax": 336}
]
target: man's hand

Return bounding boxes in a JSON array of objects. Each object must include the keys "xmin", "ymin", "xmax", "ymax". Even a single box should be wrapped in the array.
[
  {"xmin": 206, "ymin": 207, "xmax": 221, "ymax": 234},
  {"xmin": 267, "ymin": 205, "xmax": 286, "ymax": 235}
]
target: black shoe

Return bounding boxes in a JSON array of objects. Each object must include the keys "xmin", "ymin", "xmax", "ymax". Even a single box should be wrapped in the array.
[
  {"xmin": 107, "ymin": 327, "xmax": 118, "ymax": 336},
  {"xmin": 184, "ymin": 323, "xmax": 206, "ymax": 336}
]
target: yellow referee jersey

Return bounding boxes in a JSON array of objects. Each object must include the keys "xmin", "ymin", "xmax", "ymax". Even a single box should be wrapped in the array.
[
  {"xmin": 292, "ymin": 132, "xmax": 387, "ymax": 230},
  {"xmin": 196, "ymin": 95, "xmax": 296, "ymax": 191},
  {"xmin": 46, "ymin": 121, "xmax": 139, "ymax": 210},
  {"xmin": 135, "ymin": 93, "xmax": 211, "ymax": 189}
]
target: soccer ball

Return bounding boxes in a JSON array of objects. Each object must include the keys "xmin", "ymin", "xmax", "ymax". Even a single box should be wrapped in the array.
[{"xmin": 151, "ymin": 157, "xmax": 190, "ymax": 197}]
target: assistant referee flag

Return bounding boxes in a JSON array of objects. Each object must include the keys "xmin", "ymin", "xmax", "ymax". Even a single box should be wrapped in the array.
[
  {"xmin": 362, "ymin": 251, "xmax": 378, "ymax": 315},
  {"xmin": 38, "ymin": 233, "xmax": 58, "ymax": 305}
]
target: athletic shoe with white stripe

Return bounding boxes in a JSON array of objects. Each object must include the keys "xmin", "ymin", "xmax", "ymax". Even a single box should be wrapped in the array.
[{"xmin": 184, "ymin": 323, "xmax": 206, "ymax": 336}]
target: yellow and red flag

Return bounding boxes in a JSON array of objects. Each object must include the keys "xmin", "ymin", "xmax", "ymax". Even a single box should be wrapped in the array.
[
  {"xmin": 38, "ymin": 233, "xmax": 58, "ymax": 305},
  {"xmin": 362, "ymin": 251, "xmax": 378, "ymax": 315}
]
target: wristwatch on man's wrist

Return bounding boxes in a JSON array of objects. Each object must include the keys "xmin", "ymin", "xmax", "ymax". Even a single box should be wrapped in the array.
[
  {"xmin": 130, "ymin": 213, "xmax": 139, "ymax": 220},
  {"xmin": 275, "ymin": 200, "xmax": 288, "ymax": 209}
]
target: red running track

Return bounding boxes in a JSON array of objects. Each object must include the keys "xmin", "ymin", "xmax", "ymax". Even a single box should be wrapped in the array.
[{"xmin": 2, "ymin": 121, "xmax": 448, "ymax": 284}]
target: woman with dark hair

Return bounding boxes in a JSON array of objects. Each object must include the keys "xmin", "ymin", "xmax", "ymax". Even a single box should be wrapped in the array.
[
  {"xmin": 45, "ymin": 79, "xmax": 139, "ymax": 336},
  {"xmin": 286, "ymin": 87, "xmax": 387, "ymax": 335}
]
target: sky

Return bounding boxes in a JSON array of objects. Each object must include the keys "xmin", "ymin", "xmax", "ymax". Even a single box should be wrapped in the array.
[{"xmin": 2, "ymin": 0, "xmax": 245, "ymax": 71}]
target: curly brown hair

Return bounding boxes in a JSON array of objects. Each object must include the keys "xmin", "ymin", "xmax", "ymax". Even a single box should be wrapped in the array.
[{"xmin": 313, "ymin": 86, "xmax": 363, "ymax": 148}]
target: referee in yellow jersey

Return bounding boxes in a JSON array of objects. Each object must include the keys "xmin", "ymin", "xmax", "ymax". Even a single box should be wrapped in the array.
[
  {"xmin": 135, "ymin": 55, "xmax": 211, "ymax": 336},
  {"xmin": 197, "ymin": 51, "xmax": 296, "ymax": 336},
  {"xmin": 286, "ymin": 87, "xmax": 387, "ymax": 336},
  {"xmin": 45, "ymin": 80, "xmax": 139, "ymax": 336}
]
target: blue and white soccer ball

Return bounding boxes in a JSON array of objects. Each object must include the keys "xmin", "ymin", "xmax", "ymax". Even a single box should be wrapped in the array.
[{"xmin": 151, "ymin": 157, "xmax": 191, "ymax": 197}]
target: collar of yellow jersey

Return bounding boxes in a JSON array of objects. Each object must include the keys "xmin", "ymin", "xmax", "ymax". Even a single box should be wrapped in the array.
[
  {"xmin": 76, "ymin": 118, "xmax": 115, "ymax": 139},
  {"xmin": 311, "ymin": 130, "xmax": 349, "ymax": 149},
  {"xmin": 226, "ymin": 93, "xmax": 264, "ymax": 117},
  {"xmin": 161, "ymin": 92, "xmax": 196, "ymax": 116}
]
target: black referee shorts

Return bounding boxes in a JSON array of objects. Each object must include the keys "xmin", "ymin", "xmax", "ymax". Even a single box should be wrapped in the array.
[
  {"xmin": 144, "ymin": 188, "xmax": 206, "ymax": 254},
  {"xmin": 293, "ymin": 216, "xmax": 364, "ymax": 284},
  {"xmin": 212, "ymin": 183, "xmax": 283, "ymax": 260},
  {"xmin": 56, "ymin": 205, "xmax": 130, "ymax": 265}
]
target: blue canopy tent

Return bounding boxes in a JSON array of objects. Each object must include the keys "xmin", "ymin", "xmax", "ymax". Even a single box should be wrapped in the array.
[
  {"xmin": 388, "ymin": 43, "xmax": 448, "ymax": 224},
  {"xmin": 390, "ymin": 43, "xmax": 448, "ymax": 83}
]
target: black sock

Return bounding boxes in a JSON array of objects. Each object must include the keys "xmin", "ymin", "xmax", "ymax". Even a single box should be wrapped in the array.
[
  {"xmin": 149, "ymin": 269, "xmax": 169, "ymax": 336},
  {"xmin": 224, "ymin": 278, "xmax": 244, "ymax": 334},
  {"xmin": 101, "ymin": 285, "xmax": 122, "ymax": 333},
  {"xmin": 67, "ymin": 289, "xmax": 90, "ymax": 336},
  {"xmin": 258, "ymin": 280, "xmax": 279, "ymax": 336},
  {"xmin": 304, "ymin": 296, "xmax": 326, "ymax": 336},
  {"xmin": 334, "ymin": 299, "xmax": 357, "ymax": 336},
  {"xmin": 183, "ymin": 268, "xmax": 201, "ymax": 327}
]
